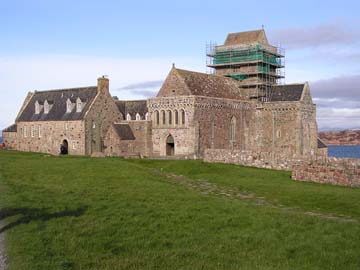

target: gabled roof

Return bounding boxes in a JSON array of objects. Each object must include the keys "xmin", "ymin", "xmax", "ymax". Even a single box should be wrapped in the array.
[
  {"xmin": 115, "ymin": 100, "xmax": 148, "ymax": 120},
  {"xmin": 113, "ymin": 124, "xmax": 135, "ymax": 140},
  {"xmin": 3, "ymin": 124, "xmax": 17, "ymax": 132},
  {"xmin": 269, "ymin": 84, "xmax": 305, "ymax": 102},
  {"xmin": 157, "ymin": 67, "xmax": 243, "ymax": 100},
  {"xmin": 224, "ymin": 29, "xmax": 268, "ymax": 46},
  {"xmin": 17, "ymin": 86, "xmax": 98, "ymax": 122}
]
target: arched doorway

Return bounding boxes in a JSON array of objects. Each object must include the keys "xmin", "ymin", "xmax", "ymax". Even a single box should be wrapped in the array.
[
  {"xmin": 61, "ymin": 139, "xmax": 69, "ymax": 155},
  {"xmin": 166, "ymin": 135, "xmax": 175, "ymax": 156}
]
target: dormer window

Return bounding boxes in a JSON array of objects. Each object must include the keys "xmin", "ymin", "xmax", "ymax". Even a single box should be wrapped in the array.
[
  {"xmin": 66, "ymin": 98, "xmax": 73, "ymax": 113},
  {"xmin": 136, "ymin": 113, "xmax": 141, "ymax": 121},
  {"xmin": 44, "ymin": 100, "xmax": 50, "ymax": 114},
  {"xmin": 35, "ymin": 101, "xmax": 40, "ymax": 114},
  {"xmin": 76, "ymin": 98, "xmax": 83, "ymax": 113},
  {"xmin": 126, "ymin": 113, "xmax": 131, "ymax": 121}
]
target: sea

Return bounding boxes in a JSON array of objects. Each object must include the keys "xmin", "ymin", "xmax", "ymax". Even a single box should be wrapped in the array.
[{"xmin": 328, "ymin": 145, "xmax": 360, "ymax": 159}]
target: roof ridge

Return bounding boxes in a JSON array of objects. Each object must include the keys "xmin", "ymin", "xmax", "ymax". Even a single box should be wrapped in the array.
[
  {"xmin": 175, "ymin": 68, "xmax": 237, "ymax": 81},
  {"xmin": 227, "ymin": 29, "xmax": 263, "ymax": 35},
  {"xmin": 34, "ymin": 86, "xmax": 97, "ymax": 93}
]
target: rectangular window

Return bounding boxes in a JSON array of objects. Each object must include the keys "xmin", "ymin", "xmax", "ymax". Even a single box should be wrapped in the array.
[
  {"xmin": 31, "ymin": 126, "xmax": 35, "ymax": 137},
  {"xmin": 65, "ymin": 123, "xmax": 69, "ymax": 130},
  {"xmin": 24, "ymin": 126, "xmax": 27, "ymax": 137},
  {"xmin": 38, "ymin": 126, "xmax": 42, "ymax": 138}
]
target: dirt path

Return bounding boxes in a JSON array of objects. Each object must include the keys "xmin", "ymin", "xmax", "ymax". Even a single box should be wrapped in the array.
[
  {"xmin": 0, "ymin": 231, "xmax": 6, "ymax": 270},
  {"xmin": 152, "ymin": 169, "xmax": 358, "ymax": 223}
]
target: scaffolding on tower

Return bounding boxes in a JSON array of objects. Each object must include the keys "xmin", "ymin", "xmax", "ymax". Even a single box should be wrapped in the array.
[{"xmin": 206, "ymin": 41, "xmax": 285, "ymax": 101}]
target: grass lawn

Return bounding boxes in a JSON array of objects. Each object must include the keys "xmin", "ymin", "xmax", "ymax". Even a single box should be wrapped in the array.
[{"xmin": 0, "ymin": 149, "xmax": 360, "ymax": 269}]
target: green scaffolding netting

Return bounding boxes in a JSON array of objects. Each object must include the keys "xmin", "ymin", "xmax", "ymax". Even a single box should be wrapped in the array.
[
  {"xmin": 212, "ymin": 46, "xmax": 281, "ymax": 66},
  {"xmin": 257, "ymin": 65, "xmax": 270, "ymax": 73},
  {"xmin": 226, "ymin": 74, "xmax": 248, "ymax": 80}
]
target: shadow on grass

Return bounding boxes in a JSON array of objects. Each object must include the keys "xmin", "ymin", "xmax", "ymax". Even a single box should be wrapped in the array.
[{"xmin": 0, "ymin": 206, "xmax": 87, "ymax": 233}]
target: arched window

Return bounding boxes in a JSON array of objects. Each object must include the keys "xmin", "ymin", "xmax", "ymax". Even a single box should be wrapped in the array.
[
  {"xmin": 162, "ymin": 110, "xmax": 166, "ymax": 125},
  {"xmin": 136, "ymin": 113, "xmax": 141, "ymax": 120},
  {"xmin": 126, "ymin": 113, "xmax": 132, "ymax": 121},
  {"xmin": 155, "ymin": 111, "xmax": 160, "ymax": 125},
  {"xmin": 76, "ymin": 98, "xmax": 82, "ymax": 113},
  {"xmin": 230, "ymin": 116, "xmax": 236, "ymax": 141},
  {"xmin": 168, "ymin": 111, "xmax": 172, "ymax": 125},
  {"xmin": 145, "ymin": 112, "xmax": 149, "ymax": 120},
  {"xmin": 175, "ymin": 110, "xmax": 179, "ymax": 125},
  {"xmin": 181, "ymin": 109, "xmax": 185, "ymax": 125}
]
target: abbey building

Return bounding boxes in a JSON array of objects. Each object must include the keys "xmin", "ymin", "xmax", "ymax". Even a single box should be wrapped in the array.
[{"xmin": 2, "ymin": 29, "xmax": 327, "ymax": 159}]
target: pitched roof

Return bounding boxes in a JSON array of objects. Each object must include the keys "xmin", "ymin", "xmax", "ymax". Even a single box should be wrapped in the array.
[
  {"xmin": 17, "ymin": 87, "xmax": 98, "ymax": 122},
  {"xmin": 269, "ymin": 84, "xmax": 305, "ymax": 102},
  {"xmin": 113, "ymin": 124, "xmax": 135, "ymax": 140},
  {"xmin": 317, "ymin": 138, "xmax": 327, "ymax": 149},
  {"xmin": 157, "ymin": 67, "xmax": 243, "ymax": 100},
  {"xmin": 115, "ymin": 100, "xmax": 148, "ymax": 120},
  {"xmin": 3, "ymin": 124, "xmax": 17, "ymax": 132},
  {"xmin": 224, "ymin": 29, "xmax": 267, "ymax": 46}
]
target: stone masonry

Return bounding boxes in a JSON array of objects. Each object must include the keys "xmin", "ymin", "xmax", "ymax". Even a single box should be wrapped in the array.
[{"xmin": 292, "ymin": 158, "xmax": 360, "ymax": 187}]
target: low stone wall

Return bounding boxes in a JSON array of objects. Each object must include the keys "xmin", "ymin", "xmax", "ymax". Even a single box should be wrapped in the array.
[
  {"xmin": 204, "ymin": 149, "xmax": 360, "ymax": 188},
  {"xmin": 292, "ymin": 158, "xmax": 360, "ymax": 187},
  {"xmin": 203, "ymin": 149, "xmax": 303, "ymax": 171}
]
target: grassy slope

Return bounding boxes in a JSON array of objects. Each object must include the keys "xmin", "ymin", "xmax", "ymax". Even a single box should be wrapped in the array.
[{"xmin": 0, "ymin": 150, "xmax": 359, "ymax": 270}]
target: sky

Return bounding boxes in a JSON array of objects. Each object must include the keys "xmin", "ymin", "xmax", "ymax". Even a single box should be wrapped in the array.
[{"xmin": 1, "ymin": 0, "xmax": 360, "ymax": 131}]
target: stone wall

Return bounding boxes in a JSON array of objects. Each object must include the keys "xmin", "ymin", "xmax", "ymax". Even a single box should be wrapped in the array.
[
  {"xmin": 2, "ymin": 131, "xmax": 17, "ymax": 149},
  {"xmin": 193, "ymin": 96, "xmax": 253, "ymax": 156},
  {"xmin": 84, "ymin": 77, "xmax": 123, "ymax": 155},
  {"xmin": 148, "ymin": 96, "xmax": 197, "ymax": 157},
  {"xmin": 15, "ymin": 120, "xmax": 86, "ymax": 155},
  {"xmin": 205, "ymin": 149, "xmax": 360, "ymax": 188},
  {"xmin": 253, "ymin": 101, "xmax": 318, "ymax": 160},
  {"xmin": 204, "ymin": 149, "xmax": 303, "ymax": 171},
  {"xmin": 104, "ymin": 121, "xmax": 152, "ymax": 157},
  {"xmin": 292, "ymin": 158, "xmax": 360, "ymax": 187}
]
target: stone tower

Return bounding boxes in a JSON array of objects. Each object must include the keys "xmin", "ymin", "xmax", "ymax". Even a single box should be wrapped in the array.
[{"xmin": 207, "ymin": 29, "xmax": 285, "ymax": 100}]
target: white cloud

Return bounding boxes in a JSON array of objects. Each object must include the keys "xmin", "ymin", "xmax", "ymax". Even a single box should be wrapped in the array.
[
  {"xmin": 269, "ymin": 22, "xmax": 360, "ymax": 50},
  {"xmin": 317, "ymin": 107, "xmax": 360, "ymax": 130}
]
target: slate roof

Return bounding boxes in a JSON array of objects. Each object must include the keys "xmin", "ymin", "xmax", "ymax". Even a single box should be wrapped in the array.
[
  {"xmin": 3, "ymin": 124, "xmax": 17, "ymax": 132},
  {"xmin": 317, "ymin": 138, "xmax": 327, "ymax": 149},
  {"xmin": 113, "ymin": 124, "xmax": 135, "ymax": 140},
  {"xmin": 115, "ymin": 100, "xmax": 148, "ymax": 120},
  {"xmin": 224, "ymin": 30, "xmax": 265, "ymax": 46},
  {"xmin": 269, "ymin": 84, "xmax": 305, "ymax": 102},
  {"xmin": 17, "ymin": 87, "xmax": 98, "ymax": 122},
  {"xmin": 158, "ymin": 67, "xmax": 243, "ymax": 100}
]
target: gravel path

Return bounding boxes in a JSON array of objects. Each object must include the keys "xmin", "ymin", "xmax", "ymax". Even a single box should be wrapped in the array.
[{"xmin": 0, "ymin": 230, "xmax": 6, "ymax": 270}]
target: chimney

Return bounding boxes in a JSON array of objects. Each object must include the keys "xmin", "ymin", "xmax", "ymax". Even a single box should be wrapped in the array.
[{"xmin": 97, "ymin": 76, "xmax": 109, "ymax": 94}]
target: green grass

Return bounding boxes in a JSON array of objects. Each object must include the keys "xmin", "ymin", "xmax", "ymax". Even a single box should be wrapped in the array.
[{"xmin": 0, "ymin": 149, "xmax": 360, "ymax": 270}]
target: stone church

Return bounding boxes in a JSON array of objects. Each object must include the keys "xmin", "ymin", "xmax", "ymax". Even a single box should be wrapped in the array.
[{"xmin": 2, "ymin": 29, "xmax": 327, "ymax": 159}]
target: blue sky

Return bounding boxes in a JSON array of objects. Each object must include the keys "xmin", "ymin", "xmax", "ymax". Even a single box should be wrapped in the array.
[{"xmin": 1, "ymin": 0, "xmax": 360, "ymax": 130}]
